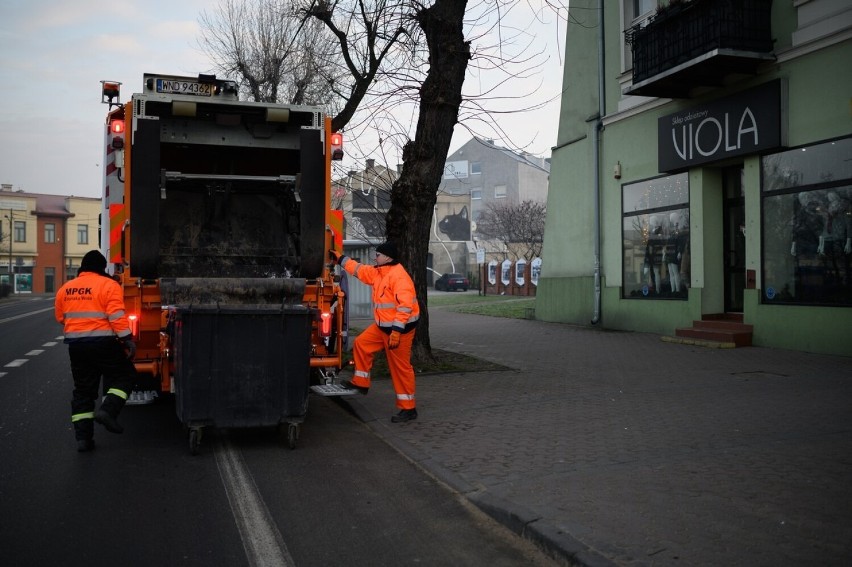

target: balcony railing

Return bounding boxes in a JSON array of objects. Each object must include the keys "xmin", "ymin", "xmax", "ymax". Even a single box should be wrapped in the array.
[{"xmin": 625, "ymin": 0, "xmax": 774, "ymax": 97}]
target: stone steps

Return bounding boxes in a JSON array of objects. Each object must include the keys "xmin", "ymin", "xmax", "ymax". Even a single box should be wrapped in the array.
[{"xmin": 672, "ymin": 313, "xmax": 753, "ymax": 347}]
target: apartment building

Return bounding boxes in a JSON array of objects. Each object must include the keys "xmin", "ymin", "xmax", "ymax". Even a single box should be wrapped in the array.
[
  {"xmin": 538, "ymin": 0, "xmax": 852, "ymax": 356},
  {"xmin": 0, "ymin": 187, "xmax": 100, "ymax": 294}
]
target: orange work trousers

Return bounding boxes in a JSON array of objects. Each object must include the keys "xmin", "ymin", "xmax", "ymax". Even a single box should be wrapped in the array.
[{"xmin": 351, "ymin": 323, "xmax": 416, "ymax": 410}]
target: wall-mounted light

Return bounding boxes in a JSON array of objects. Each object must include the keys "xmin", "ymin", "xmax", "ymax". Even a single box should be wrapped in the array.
[{"xmin": 613, "ymin": 161, "xmax": 622, "ymax": 179}]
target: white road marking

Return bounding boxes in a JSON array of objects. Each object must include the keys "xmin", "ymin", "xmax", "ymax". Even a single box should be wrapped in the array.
[
  {"xmin": 5, "ymin": 359, "xmax": 29, "ymax": 367},
  {"xmin": 25, "ymin": 350, "xmax": 44, "ymax": 356},
  {"xmin": 0, "ymin": 372, "xmax": 6, "ymax": 378},
  {"xmin": 0, "ymin": 307, "xmax": 55, "ymax": 324},
  {"xmin": 215, "ymin": 436, "xmax": 295, "ymax": 567},
  {"xmin": 42, "ymin": 342, "xmax": 57, "ymax": 347}
]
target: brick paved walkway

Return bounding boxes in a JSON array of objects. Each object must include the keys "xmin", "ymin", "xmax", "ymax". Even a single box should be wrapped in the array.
[{"xmin": 345, "ymin": 308, "xmax": 852, "ymax": 566}]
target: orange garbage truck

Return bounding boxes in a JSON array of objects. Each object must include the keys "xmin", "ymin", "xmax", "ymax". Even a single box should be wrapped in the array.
[{"xmin": 99, "ymin": 73, "xmax": 351, "ymax": 452}]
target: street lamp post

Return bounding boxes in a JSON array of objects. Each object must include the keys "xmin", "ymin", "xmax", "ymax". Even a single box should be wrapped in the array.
[{"xmin": 4, "ymin": 211, "xmax": 12, "ymax": 290}]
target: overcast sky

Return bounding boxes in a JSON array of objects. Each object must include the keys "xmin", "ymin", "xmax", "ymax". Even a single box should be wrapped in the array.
[{"xmin": 0, "ymin": 0, "xmax": 566, "ymax": 199}]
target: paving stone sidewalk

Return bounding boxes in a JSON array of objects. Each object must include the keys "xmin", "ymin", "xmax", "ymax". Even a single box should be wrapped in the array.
[{"xmin": 344, "ymin": 308, "xmax": 852, "ymax": 566}]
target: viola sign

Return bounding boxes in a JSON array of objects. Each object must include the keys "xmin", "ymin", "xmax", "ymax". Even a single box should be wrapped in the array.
[{"xmin": 658, "ymin": 80, "xmax": 785, "ymax": 172}]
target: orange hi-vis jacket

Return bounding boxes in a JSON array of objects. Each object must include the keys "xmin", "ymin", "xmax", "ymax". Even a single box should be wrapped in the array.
[
  {"xmin": 55, "ymin": 271, "xmax": 132, "ymax": 343},
  {"xmin": 342, "ymin": 258, "xmax": 420, "ymax": 333}
]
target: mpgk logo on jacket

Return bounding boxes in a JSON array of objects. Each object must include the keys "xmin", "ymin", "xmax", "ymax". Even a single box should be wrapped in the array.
[{"xmin": 65, "ymin": 287, "xmax": 94, "ymax": 296}]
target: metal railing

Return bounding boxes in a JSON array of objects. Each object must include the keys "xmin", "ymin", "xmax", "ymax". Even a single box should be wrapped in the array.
[{"xmin": 626, "ymin": 0, "xmax": 774, "ymax": 84}]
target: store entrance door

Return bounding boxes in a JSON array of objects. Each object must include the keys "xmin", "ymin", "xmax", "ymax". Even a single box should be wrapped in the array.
[{"xmin": 723, "ymin": 166, "xmax": 746, "ymax": 313}]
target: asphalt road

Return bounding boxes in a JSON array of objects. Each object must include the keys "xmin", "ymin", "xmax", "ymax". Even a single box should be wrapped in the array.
[{"xmin": 0, "ymin": 295, "xmax": 563, "ymax": 567}]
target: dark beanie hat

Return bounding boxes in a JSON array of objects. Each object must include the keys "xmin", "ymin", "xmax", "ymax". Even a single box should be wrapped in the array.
[
  {"xmin": 376, "ymin": 241, "xmax": 398, "ymax": 260},
  {"xmin": 80, "ymin": 250, "xmax": 107, "ymax": 275}
]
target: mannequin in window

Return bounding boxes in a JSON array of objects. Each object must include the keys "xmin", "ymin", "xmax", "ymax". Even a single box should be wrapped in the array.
[
  {"xmin": 817, "ymin": 191, "xmax": 852, "ymax": 256},
  {"xmin": 790, "ymin": 192, "xmax": 824, "ymax": 257},
  {"xmin": 817, "ymin": 191, "xmax": 852, "ymax": 286},
  {"xmin": 643, "ymin": 215, "xmax": 663, "ymax": 294},
  {"xmin": 666, "ymin": 211, "xmax": 688, "ymax": 293}
]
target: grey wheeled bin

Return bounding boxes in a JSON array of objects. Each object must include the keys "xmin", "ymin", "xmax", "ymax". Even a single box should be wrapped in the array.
[{"xmin": 172, "ymin": 304, "xmax": 312, "ymax": 454}]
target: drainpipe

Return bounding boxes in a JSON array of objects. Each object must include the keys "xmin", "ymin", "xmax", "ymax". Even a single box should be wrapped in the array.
[{"xmin": 591, "ymin": 0, "xmax": 605, "ymax": 325}]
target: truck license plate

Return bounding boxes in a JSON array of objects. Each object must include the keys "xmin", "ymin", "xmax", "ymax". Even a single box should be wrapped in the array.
[{"xmin": 155, "ymin": 79, "xmax": 213, "ymax": 97}]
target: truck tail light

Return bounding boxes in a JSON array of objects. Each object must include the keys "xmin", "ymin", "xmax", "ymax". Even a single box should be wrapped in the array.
[
  {"xmin": 330, "ymin": 132, "xmax": 343, "ymax": 161},
  {"xmin": 111, "ymin": 120, "xmax": 125, "ymax": 134},
  {"xmin": 128, "ymin": 314, "xmax": 139, "ymax": 339},
  {"xmin": 320, "ymin": 312, "xmax": 332, "ymax": 337}
]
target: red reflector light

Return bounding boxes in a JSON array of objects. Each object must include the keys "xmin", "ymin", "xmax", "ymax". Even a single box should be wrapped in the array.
[
  {"xmin": 128, "ymin": 314, "xmax": 139, "ymax": 339},
  {"xmin": 111, "ymin": 120, "xmax": 125, "ymax": 134},
  {"xmin": 330, "ymin": 132, "xmax": 342, "ymax": 146},
  {"xmin": 320, "ymin": 312, "xmax": 332, "ymax": 337}
]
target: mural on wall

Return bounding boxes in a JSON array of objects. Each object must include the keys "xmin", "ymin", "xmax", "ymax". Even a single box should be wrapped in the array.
[{"xmin": 437, "ymin": 205, "xmax": 471, "ymax": 241}]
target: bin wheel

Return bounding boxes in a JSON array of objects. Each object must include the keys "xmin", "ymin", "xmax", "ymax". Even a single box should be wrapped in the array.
[
  {"xmin": 287, "ymin": 424, "xmax": 299, "ymax": 450},
  {"xmin": 189, "ymin": 428, "xmax": 202, "ymax": 455}
]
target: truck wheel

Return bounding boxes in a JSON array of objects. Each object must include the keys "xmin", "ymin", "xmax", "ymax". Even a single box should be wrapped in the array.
[{"xmin": 287, "ymin": 423, "xmax": 299, "ymax": 450}]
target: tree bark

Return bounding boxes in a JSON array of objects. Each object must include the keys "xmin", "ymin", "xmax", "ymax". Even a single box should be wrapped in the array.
[{"xmin": 385, "ymin": 0, "xmax": 470, "ymax": 363}]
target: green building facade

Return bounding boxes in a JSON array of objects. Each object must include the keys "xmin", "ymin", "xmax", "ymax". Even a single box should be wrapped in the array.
[{"xmin": 538, "ymin": 0, "xmax": 852, "ymax": 356}]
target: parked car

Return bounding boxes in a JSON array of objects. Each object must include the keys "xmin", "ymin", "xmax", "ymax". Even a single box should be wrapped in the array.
[{"xmin": 434, "ymin": 273, "xmax": 469, "ymax": 292}]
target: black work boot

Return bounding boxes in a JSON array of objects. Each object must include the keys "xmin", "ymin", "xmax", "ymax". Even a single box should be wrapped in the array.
[
  {"xmin": 95, "ymin": 409, "xmax": 124, "ymax": 434},
  {"xmin": 391, "ymin": 408, "xmax": 417, "ymax": 423},
  {"xmin": 74, "ymin": 417, "xmax": 96, "ymax": 451}
]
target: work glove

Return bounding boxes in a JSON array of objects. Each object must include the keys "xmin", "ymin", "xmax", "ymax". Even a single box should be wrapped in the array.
[
  {"xmin": 329, "ymin": 249, "xmax": 343, "ymax": 265},
  {"xmin": 387, "ymin": 330, "xmax": 401, "ymax": 350},
  {"xmin": 120, "ymin": 338, "xmax": 136, "ymax": 360}
]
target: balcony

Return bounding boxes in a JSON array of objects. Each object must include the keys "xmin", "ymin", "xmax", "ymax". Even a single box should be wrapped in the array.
[{"xmin": 624, "ymin": 0, "xmax": 775, "ymax": 98}]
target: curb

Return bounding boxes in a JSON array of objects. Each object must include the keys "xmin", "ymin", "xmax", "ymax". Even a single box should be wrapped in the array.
[{"xmin": 344, "ymin": 396, "xmax": 617, "ymax": 567}]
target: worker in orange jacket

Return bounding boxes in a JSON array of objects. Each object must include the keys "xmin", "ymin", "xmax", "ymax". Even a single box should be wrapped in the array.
[
  {"xmin": 330, "ymin": 241, "xmax": 420, "ymax": 423},
  {"xmin": 55, "ymin": 250, "xmax": 137, "ymax": 452}
]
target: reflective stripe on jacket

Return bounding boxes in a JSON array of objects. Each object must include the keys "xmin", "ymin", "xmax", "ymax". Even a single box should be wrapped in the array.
[
  {"xmin": 55, "ymin": 271, "xmax": 132, "ymax": 343},
  {"xmin": 342, "ymin": 257, "xmax": 420, "ymax": 333}
]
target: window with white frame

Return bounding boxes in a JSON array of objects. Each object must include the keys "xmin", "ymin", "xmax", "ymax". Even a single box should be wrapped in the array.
[
  {"xmin": 14, "ymin": 221, "xmax": 26, "ymax": 242},
  {"xmin": 77, "ymin": 224, "xmax": 89, "ymax": 245},
  {"xmin": 45, "ymin": 223, "xmax": 55, "ymax": 243},
  {"xmin": 494, "ymin": 185, "xmax": 507, "ymax": 199},
  {"xmin": 471, "ymin": 188, "xmax": 482, "ymax": 200}
]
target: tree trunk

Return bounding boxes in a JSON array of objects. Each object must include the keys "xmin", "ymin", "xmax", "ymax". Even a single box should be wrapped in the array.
[{"xmin": 385, "ymin": 0, "xmax": 470, "ymax": 363}]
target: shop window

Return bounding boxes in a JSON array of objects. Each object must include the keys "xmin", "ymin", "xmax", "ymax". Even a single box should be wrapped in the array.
[
  {"xmin": 761, "ymin": 137, "xmax": 852, "ymax": 306},
  {"xmin": 622, "ymin": 172, "xmax": 689, "ymax": 299}
]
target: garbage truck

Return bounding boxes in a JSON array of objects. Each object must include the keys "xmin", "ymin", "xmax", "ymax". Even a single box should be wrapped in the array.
[{"xmin": 99, "ymin": 73, "xmax": 351, "ymax": 452}]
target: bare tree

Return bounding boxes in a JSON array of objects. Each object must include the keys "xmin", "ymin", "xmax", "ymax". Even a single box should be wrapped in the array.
[
  {"xmin": 198, "ymin": 0, "xmax": 564, "ymax": 361},
  {"xmin": 476, "ymin": 200, "xmax": 546, "ymax": 261},
  {"xmin": 198, "ymin": 0, "xmax": 345, "ymax": 106},
  {"xmin": 383, "ymin": 0, "xmax": 471, "ymax": 359}
]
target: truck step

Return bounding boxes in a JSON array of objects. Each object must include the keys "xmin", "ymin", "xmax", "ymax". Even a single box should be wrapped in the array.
[
  {"xmin": 310, "ymin": 384, "xmax": 359, "ymax": 397},
  {"xmin": 126, "ymin": 390, "xmax": 159, "ymax": 405}
]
